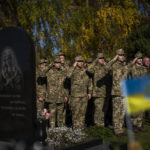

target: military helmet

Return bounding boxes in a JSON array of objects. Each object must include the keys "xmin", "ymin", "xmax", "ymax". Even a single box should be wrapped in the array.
[
  {"xmin": 116, "ymin": 48, "xmax": 125, "ymax": 55},
  {"xmin": 75, "ymin": 56, "xmax": 84, "ymax": 62},
  {"xmin": 56, "ymin": 52, "xmax": 65, "ymax": 56},
  {"xmin": 86, "ymin": 58, "xmax": 92, "ymax": 63},
  {"xmin": 53, "ymin": 57, "xmax": 61, "ymax": 63},
  {"xmin": 97, "ymin": 53, "xmax": 104, "ymax": 59},
  {"xmin": 39, "ymin": 59, "xmax": 46, "ymax": 64},
  {"xmin": 135, "ymin": 51, "xmax": 143, "ymax": 59}
]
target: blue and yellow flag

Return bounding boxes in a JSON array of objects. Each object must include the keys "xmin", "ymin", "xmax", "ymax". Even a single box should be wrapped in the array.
[{"xmin": 121, "ymin": 76, "xmax": 150, "ymax": 114}]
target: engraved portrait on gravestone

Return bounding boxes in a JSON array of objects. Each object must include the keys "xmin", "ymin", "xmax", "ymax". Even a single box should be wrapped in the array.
[{"xmin": 0, "ymin": 47, "xmax": 24, "ymax": 93}]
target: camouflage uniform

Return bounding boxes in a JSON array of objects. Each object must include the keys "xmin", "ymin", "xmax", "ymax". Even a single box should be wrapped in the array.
[
  {"xmin": 105, "ymin": 58, "xmax": 111, "ymax": 63},
  {"xmin": 129, "ymin": 52, "xmax": 148, "ymax": 128},
  {"xmin": 56, "ymin": 52, "xmax": 70, "ymax": 71},
  {"xmin": 61, "ymin": 61, "xmax": 70, "ymax": 71},
  {"xmin": 67, "ymin": 56, "xmax": 92, "ymax": 129},
  {"xmin": 107, "ymin": 49, "xmax": 128, "ymax": 135},
  {"xmin": 144, "ymin": 60, "xmax": 150, "ymax": 120},
  {"xmin": 60, "ymin": 60, "xmax": 70, "ymax": 126},
  {"xmin": 85, "ymin": 58, "xmax": 94, "ymax": 126},
  {"xmin": 105, "ymin": 59, "xmax": 113, "ymax": 126},
  {"xmin": 45, "ymin": 57, "xmax": 68, "ymax": 128},
  {"xmin": 36, "ymin": 59, "xmax": 47, "ymax": 118},
  {"xmin": 145, "ymin": 66, "xmax": 150, "ymax": 75},
  {"xmin": 87, "ymin": 53, "xmax": 108, "ymax": 126},
  {"xmin": 56, "ymin": 52, "xmax": 71, "ymax": 125},
  {"xmin": 84, "ymin": 58, "xmax": 93, "ymax": 68}
]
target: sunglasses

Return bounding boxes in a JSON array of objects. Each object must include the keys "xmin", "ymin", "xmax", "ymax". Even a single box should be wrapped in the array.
[
  {"xmin": 119, "ymin": 54, "xmax": 125, "ymax": 56},
  {"xmin": 55, "ymin": 62, "xmax": 61, "ymax": 63},
  {"xmin": 77, "ymin": 61, "xmax": 84, "ymax": 62}
]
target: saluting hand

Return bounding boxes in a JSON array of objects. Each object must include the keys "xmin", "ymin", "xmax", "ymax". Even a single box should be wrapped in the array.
[
  {"xmin": 49, "ymin": 62, "xmax": 54, "ymax": 67},
  {"xmin": 73, "ymin": 62, "xmax": 77, "ymax": 67},
  {"xmin": 114, "ymin": 55, "xmax": 119, "ymax": 61},
  {"xmin": 87, "ymin": 94, "xmax": 92, "ymax": 100},
  {"xmin": 38, "ymin": 97, "xmax": 44, "ymax": 102},
  {"xmin": 132, "ymin": 57, "xmax": 138, "ymax": 64},
  {"xmin": 64, "ymin": 97, "xmax": 68, "ymax": 103}
]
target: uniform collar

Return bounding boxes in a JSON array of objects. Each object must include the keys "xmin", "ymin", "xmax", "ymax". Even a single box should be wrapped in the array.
[{"xmin": 54, "ymin": 67, "xmax": 61, "ymax": 71}]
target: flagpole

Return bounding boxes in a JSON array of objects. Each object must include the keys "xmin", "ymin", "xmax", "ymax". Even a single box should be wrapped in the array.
[
  {"xmin": 121, "ymin": 80, "xmax": 142, "ymax": 150},
  {"xmin": 121, "ymin": 80, "xmax": 135, "ymax": 142},
  {"xmin": 124, "ymin": 100, "xmax": 135, "ymax": 142}
]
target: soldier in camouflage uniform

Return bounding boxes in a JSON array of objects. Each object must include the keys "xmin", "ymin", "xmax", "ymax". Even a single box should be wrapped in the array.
[
  {"xmin": 56, "ymin": 52, "xmax": 70, "ymax": 71},
  {"xmin": 144, "ymin": 57, "xmax": 150, "ymax": 74},
  {"xmin": 129, "ymin": 52, "xmax": 148, "ymax": 131},
  {"xmin": 36, "ymin": 59, "xmax": 47, "ymax": 118},
  {"xmin": 84, "ymin": 58, "xmax": 94, "ymax": 126},
  {"xmin": 143, "ymin": 57, "xmax": 150, "ymax": 120},
  {"xmin": 105, "ymin": 57, "xmax": 111, "ymax": 63},
  {"xmin": 67, "ymin": 56, "xmax": 92, "ymax": 129},
  {"xmin": 56, "ymin": 52, "xmax": 71, "ymax": 125},
  {"xmin": 84, "ymin": 58, "xmax": 92, "ymax": 68},
  {"xmin": 87, "ymin": 53, "xmax": 108, "ymax": 126},
  {"xmin": 45, "ymin": 57, "xmax": 68, "ymax": 128},
  {"xmin": 105, "ymin": 58, "xmax": 113, "ymax": 127},
  {"xmin": 107, "ymin": 49, "xmax": 129, "ymax": 136}
]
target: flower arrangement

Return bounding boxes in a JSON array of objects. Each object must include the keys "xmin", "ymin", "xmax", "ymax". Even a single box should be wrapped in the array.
[{"xmin": 46, "ymin": 127, "xmax": 87, "ymax": 147}]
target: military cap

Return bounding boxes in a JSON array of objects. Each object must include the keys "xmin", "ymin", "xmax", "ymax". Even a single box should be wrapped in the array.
[
  {"xmin": 75, "ymin": 56, "xmax": 84, "ymax": 62},
  {"xmin": 53, "ymin": 57, "xmax": 61, "ymax": 63},
  {"xmin": 135, "ymin": 51, "xmax": 143, "ymax": 59},
  {"xmin": 86, "ymin": 58, "xmax": 92, "ymax": 63},
  {"xmin": 97, "ymin": 53, "xmax": 104, "ymax": 59},
  {"xmin": 44, "ymin": 59, "xmax": 48, "ymax": 63},
  {"xmin": 116, "ymin": 48, "xmax": 125, "ymax": 55},
  {"xmin": 56, "ymin": 52, "xmax": 65, "ymax": 56},
  {"xmin": 39, "ymin": 59, "xmax": 46, "ymax": 64}
]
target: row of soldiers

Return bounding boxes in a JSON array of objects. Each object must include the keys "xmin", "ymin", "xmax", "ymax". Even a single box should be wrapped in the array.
[{"xmin": 36, "ymin": 49, "xmax": 150, "ymax": 137}]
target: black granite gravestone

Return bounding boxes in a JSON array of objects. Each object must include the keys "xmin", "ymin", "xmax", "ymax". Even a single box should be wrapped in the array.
[{"xmin": 0, "ymin": 27, "xmax": 36, "ymax": 142}]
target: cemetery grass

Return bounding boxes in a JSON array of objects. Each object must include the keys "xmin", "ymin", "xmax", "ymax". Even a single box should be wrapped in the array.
[{"xmin": 84, "ymin": 120, "xmax": 150, "ymax": 150}]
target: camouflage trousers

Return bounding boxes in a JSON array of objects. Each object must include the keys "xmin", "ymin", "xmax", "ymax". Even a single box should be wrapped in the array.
[
  {"xmin": 112, "ymin": 96, "xmax": 125, "ymax": 134},
  {"xmin": 131, "ymin": 113, "xmax": 144, "ymax": 128},
  {"xmin": 94, "ymin": 97, "xmax": 105, "ymax": 126},
  {"xmin": 48, "ymin": 102, "xmax": 66, "ymax": 128},
  {"xmin": 37, "ymin": 100, "xmax": 44, "ymax": 118},
  {"xmin": 70, "ymin": 97, "xmax": 88, "ymax": 129}
]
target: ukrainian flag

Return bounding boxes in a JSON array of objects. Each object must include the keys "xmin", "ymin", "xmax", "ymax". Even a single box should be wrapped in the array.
[{"xmin": 121, "ymin": 76, "xmax": 150, "ymax": 114}]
